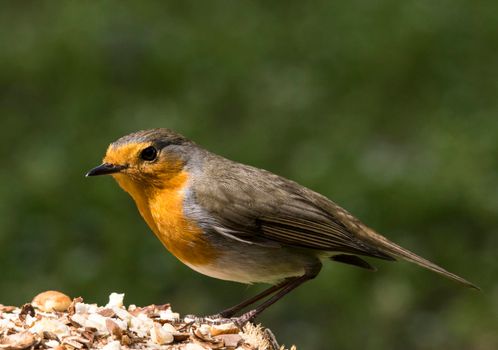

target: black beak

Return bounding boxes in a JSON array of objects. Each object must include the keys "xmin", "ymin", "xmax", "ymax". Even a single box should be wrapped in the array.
[{"xmin": 85, "ymin": 163, "xmax": 127, "ymax": 177}]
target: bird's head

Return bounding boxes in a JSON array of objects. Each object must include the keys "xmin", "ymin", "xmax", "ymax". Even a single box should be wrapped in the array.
[{"xmin": 86, "ymin": 128, "xmax": 196, "ymax": 195}]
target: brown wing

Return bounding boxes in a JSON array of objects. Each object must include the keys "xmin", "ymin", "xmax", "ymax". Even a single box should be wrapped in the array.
[
  {"xmin": 258, "ymin": 215, "xmax": 394, "ymax": 260},
  {"xmin": 191, "ymin": 157, "xmax": 394, "ymax": 260}
]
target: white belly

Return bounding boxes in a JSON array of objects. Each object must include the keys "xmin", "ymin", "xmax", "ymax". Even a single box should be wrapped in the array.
[{"xmin": 182, "ymin": 244, "xmax": 320, "ymax": 284}]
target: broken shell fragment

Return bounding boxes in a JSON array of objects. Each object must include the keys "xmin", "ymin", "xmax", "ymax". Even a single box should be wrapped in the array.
[
  {"xmin": 185, "ymin": 343, "xmax": 208, "ymax": 350},
  {"xmin": 105, "ymin": 319, "xmax": 122, "ymax": 339},
  {"xmin": 0, "ymin": 331, "xmax": 36, "ymax": 350},
  {"xmin": 30, "ymin": 318, "xmax": 70, "ymax": 337},
  {"xmin": 209, "ymin": 323, "xmax": 240, "ymax": 336},
  {"xmin": 101, "ymin": 340, "xmax": 121, "ymax": 350},
  {"xmin": 150, "ymin": 322, "xmax": 174, "ymax": 345},
  {"xmin": 105, "ymin": 293, "xmax": 124, "ymax": 309},
  {"xmin": 44, "ymin": 339, "xmax": 60, "ymax": 348},
  {"xmin": 161, "ymin": 323, "xmax": 176, "ymax": 333},
  {"xmin": 214, "ymin": 334, "xmax": 243, "ymax": 347}
]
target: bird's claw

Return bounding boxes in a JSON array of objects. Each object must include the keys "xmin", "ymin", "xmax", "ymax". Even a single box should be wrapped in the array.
[
  {"xmin": 182, "ymin": 310, "xmax": 258, "ymax": 328},
  {"xmin": 231, "ymin": 309, "xmax": 257, "ymax": 328}
]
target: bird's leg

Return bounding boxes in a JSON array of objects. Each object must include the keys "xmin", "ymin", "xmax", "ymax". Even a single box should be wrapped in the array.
[
  {"xmin": 215, "ymin": 280, "xmax": 290, "ymax": 318},
  {"xmin": 187, "ymin": 281, "xmax": 291, "ymax": 324},
  {"xmin": 190, "ymin": 264, "xmax": 322, "ymax": 326},
  {"xmin": 232, "ymin": 263, "xmax": 322, "ymax": 327}
]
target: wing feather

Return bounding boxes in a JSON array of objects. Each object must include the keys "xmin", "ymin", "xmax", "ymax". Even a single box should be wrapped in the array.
[{"xmin": 190, "ymin": 159, "xmax": 394, "ymax": 260}]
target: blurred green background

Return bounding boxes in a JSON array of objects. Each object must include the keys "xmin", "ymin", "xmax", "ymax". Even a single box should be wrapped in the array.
[{"xmin": 1, "ymin": 1, "xmax": 497, "ymax": 349}]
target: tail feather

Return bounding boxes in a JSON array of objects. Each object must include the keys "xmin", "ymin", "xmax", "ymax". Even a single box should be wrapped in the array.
[{"xmin": 363, "ymin": 228, "xmax": 480, "ymax": 290}]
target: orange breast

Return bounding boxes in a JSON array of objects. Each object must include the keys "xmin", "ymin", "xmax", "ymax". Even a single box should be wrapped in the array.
[
  {"xmin": 149, "ymin": 172, "xmax": 218, "ymax": 266},
  {"xmin": 116, "ymin": 171, "xmax": 218, "ymax": 266}
]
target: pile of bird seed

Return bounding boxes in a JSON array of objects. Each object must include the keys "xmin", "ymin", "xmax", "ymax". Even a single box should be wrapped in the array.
[{"xmin": 0, "ymin": 291, "xmax": 293, "ymax": 350}]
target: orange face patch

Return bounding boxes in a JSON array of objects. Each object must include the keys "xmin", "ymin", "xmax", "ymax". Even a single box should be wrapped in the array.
[{"xmin": 103, "ymin": 142, "xmax": 153, "ymax": 168}]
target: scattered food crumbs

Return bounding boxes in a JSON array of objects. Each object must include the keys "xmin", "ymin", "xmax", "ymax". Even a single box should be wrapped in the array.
[{"xmin": 0, "ymin": 291, "xmax": 292, "ymax": 350}]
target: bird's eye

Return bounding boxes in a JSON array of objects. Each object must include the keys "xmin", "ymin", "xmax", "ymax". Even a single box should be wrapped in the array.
[{"xmin": 140, "ymin": 146, "xmax": 158, "ymax": 161}]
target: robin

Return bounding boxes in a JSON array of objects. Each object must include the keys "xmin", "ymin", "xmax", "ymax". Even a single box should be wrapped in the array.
[{"xmin": 86, "ymin": 128, "xmax": 478, "ymax": 324}]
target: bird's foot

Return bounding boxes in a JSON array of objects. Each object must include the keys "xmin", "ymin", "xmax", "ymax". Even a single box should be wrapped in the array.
[
  {"xmin": 231, "ymin": 309, "xmax": 257, "ymax": 328},
  {"xmin": 183, "ymin": 310, "xmax": 257, "ymax": 328}
]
